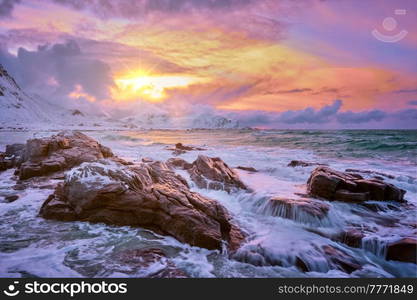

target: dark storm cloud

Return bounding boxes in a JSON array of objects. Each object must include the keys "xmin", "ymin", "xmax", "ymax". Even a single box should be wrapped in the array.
[
  {"xmin": 53, "ymin": 0, "xmax": 255, "ymax": 17},
  {"xmin": 394, "ymin": 109, "xmax": 417, "ymax": 120},
  {"xmin": 278, "ymin": 99, "xmax": 342, "ymax": 124},
  {"xmin": 0, "ymin": 0, "xmax": 20, "ymax": 18},
  {"xmin": 229, "ymin": 99, "xmax": 417, "ymax": 128},
  {"xmin": 336, "ymin": 110, "xmax": 387, "ymax": 124},
  {"xmin": 0, "ymin": 39, "xmax": 114, "ymax": 100},
  {"xmin": 230, "ymin": 100, "xmax": 343, "ymax": 126}
]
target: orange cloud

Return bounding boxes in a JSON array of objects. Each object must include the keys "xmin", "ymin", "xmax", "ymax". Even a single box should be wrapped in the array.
[
  {"xmin": 69, "ymin": 85, "xmax": 96, "ymax": 103},
  {"xmin": 2, "ymin": 0, "xmax": 416, "ymax": 114}
]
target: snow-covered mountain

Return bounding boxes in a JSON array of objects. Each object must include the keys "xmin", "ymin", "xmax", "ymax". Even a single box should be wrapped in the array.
[
  {"xmin": 0, "ymin": 64, "xmax": 109, "ymax": 129},
  {"xmin": 120, "ymin": 113, "xmax": 240, "ymax": 129},
  {"xmin": 0, "ymin": 64, "xmax": 241, "ymax": 130},
  {"xmin": 0, "ymin": 64, "xmax": 59, "ymax": 127}
]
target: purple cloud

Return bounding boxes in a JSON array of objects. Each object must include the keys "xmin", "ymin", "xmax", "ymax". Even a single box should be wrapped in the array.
[
  {"xmin": 0, "ymin": 0, "xmax": 20, "ymax": 18},
  {"xmin": 336, "ymin": 110, "xmax": 387, "ymax": 124},
  {"xmin": 228, "ymin": 100, "xmax": 417, "ymax": 129},
  {"xmin": 0, "ymin": 40, "xmax": 114, "ymax": 100},
  {"xmin": 278, "ymin": 99, "xmax": 342, "ymax": 124}
]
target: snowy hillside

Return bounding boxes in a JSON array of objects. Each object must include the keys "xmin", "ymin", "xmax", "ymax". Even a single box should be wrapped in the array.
[
  {"xmin": 0, "ymin": 64, "xmax": 58, "ymax": 127},
  {"xmin": 0, "ymin": 64, "xmax": 112, "ymax": 130},
  {"xmin": 0, "ymin": 64, "xmax": 241, "ymax": 130}
]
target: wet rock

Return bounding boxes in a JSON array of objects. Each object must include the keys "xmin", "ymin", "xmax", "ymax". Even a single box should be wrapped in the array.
[
  {"xmin": 295, "ymin": 257, "xmax": 309, "ymax": 272},
  {"xmin": 188, "ymin": 155, "xmax": 248, "ymax": 192},
  {"xmin": 5, "ymin": 195, "xmax": 19, "ymax": 203},
  {"xmin": 236, "ymin": 166, "xmax": 258, "ymax": 173},
  {"xmin": 0, "ymin": 144, "xmax": 25, "ymax": 171},
  {"xmin": 167, "ymin": 143, "xmax": 206, "ymax": 156},
  {"xmin": 14, "ymin": 131, "xmax": 123, "ymax": 180},
  {"xmin": 168, "ymin": 155, "xmax": 248, "ymax": 192},
  {"xmin": 175, "ymin": 143, "xmax": 205, "ymax": 151},
  {"xmin": 334, "ymin": 190, "xmax": 369, "ymax": 202},
  {"xmin": 386, "ymin": 238, "xmax": 417, "ymax": 264},
  {"xmin": 322, "ymin": 245, "xmax": 362, "ymax": 273},
  {"xmin": 5, "ymin": 143, "xmax": 25, "ymax": 158},
  {"xmin": 288, "ymin": 160, "xmax": 327, "ymax": 168},
  {"xmin": 40, "ymin": 159, "xmax": 245, "ymax": 251},
  {"xmin": 263, "ymin": 197, "xmax": 329, "ymax": 221},
  {"xmin": 166, "ymin": 158, "xmax": 193, "ymax": 170},
  {"xmin": 112, "ymin": 248, "xmax": 188, "ymax": 278},
  {"xmin": 0, "ymin": 153, "xmax": 10, "ymax": 171},
  {"xmin": 141, "ymin": 157, "xmax": 154, "ymax": 163},
  {"xmin": 341, "ymin": 228, "xmax": 365, "ymax": 248},
  {"xmin": 307, "ymin": 166, "xmax": 405, "ymax": 202},
  {"xmin": 12, "ymin": 183, "xmax": 26, "ymax": 191}
]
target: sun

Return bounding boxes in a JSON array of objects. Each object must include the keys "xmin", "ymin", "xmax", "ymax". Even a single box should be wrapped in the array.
[{"xmin": 112, "ymin": 70, "xmax": 206, "ymax": 102}]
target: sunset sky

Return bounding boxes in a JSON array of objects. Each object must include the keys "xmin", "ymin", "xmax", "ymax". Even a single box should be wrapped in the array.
[{"xmin": 0, "ymin": 0, "xmax": 416, "ymax": 128}]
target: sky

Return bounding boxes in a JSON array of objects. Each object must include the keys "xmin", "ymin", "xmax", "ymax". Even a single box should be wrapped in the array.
[{"xmin": 0, "ymin": 0, "xmax": 416, "ymax": 128}]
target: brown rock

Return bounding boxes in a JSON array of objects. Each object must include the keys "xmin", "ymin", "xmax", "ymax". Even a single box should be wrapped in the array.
[
  {"xmin": 188, "ymin": 155, "xmax": 248, "ymax": 192},
  {"xmin": 40, "ymin": 159, "xmax": 245, "ymax": 251},
  {"xmin": 307, "ymin": 166, "xmax": 405, "ymax": 202},
  {"xmin": 5, "ymin": 195, "xmax": 19, "ymax": 203},
  {"xmin": 0, "ymin": 144, "xmax": 25, "ymax": 171},
  {"xmin": 141, "ymin": 157, "xmax": 154, "ymax": 163},
  {"xmin": 334, "ymin": 189, "xmax": 369, "ymax": 202},
  {"xmin": 341, "ymin": 228, "xmax": 365, "ymax": 248},
  {"xmin": 386, "ymin": 238, "xmax": 417, "ymax": 264},
  {"xmin": 262, "ymin": 197, "xmax": 329, "ymax": 221},
  {"xmin": 322, "ymin": 245, "xmax": 362, "ymax": 273},
  {"xmin": 175, "ymin": 143, "xmax": 205, "ymax": 151},
  {"xmin": 236, "ymin": 166, "xmax": 258, "ymax": 172},
  {"xmin": 166, "ymin": 158, "xmax": 193, "ymax": 170},
  {"xmin": 167, "ymin": 143, "xmax": 206, "ymax": 156},
  {"xmin": 5, "ymin": 143, "xmax": 25, "ymax": 158},
  {"xmin": 288, "ymin": 160, "xmax": 327, "ymax": 168},
  {"xmin": 15, "ymin": 131, "xmax": 120, "ymax": 180}
]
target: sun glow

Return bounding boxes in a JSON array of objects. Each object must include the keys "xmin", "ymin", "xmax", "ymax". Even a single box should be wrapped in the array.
[{"xmin": 113, "ymin": 71, "xmax": 206, "ymax": 102}]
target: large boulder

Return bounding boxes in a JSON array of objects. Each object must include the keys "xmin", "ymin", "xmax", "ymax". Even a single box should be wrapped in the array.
[
  {"xmin": 14, "ymin": 131, "xmax": 121, "ymax": 180},
  {"xmin": 40, "ymin": 159, "xmax": 245, "ymax": 251},
  {"xmin": 168, "ymin": 155, "xmax": 248, "ymax": 192},
  {"xmin": 307, "ymin": 167, "xmax": 405, "ymax": 202},
  {"xmin": 189, "ymin": 155, "xmax": 248, "ymax": 192},
  {"xmin": 386, "ymin": 238, "xmax": 417, "ymax": 264}
]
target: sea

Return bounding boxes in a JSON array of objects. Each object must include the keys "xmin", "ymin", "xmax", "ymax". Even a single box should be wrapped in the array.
[{"xmin": 0, "ymin": 129, "xmax": 416, "ymax": 278}]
